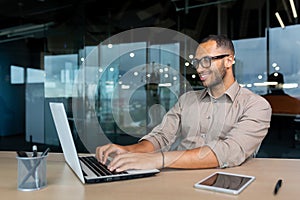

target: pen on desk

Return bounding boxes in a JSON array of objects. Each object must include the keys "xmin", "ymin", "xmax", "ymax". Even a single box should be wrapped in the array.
[
  {"xmin": 41, "ymin": 147, "xmax": 50, "ymax": 157},
  {"xmin": 32, "ymin": 145, "xmax": 38, "ymax": 188},
  {"xmin": 274, "ymin": 179, "xmax": 282, "ymax": 195}
]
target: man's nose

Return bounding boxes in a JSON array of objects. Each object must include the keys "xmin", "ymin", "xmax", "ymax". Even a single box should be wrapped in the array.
[{"xmin": 196, "ymin": 66, "xmax": 205, "ymax": 73}]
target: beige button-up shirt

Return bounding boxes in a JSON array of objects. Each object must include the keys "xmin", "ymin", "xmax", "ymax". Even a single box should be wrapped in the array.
[{"xmin": 141, "ymin": 81, "xmax": 272, "ymax": 168}]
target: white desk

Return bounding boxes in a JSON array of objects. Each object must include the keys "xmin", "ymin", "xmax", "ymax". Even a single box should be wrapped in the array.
[{"xmin": 0, "ymin": 151, "xmax": 299, "ymax": 199}]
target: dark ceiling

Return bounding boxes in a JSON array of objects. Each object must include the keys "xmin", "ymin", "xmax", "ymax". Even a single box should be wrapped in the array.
[{"xmin": 0, "ymin": 0, "xmax": 298, "ymax": 48}]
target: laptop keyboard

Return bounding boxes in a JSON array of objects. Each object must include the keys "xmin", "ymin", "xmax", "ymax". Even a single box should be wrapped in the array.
[{"xmin": 79, "ymin": 156, "xmax": 127, "ymax": 176}]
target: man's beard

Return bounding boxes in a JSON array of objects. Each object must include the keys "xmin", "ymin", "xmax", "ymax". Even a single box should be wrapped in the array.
[{"xmin": 203, "ymin": 64, "xmax": 226, "ymax": 89}]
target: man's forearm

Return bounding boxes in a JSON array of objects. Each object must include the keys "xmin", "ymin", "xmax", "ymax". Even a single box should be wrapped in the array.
[
  {"xmin": 164, "ymin": 146, "xmax": 219, "ymax": 169},
  {"xmin": 125, "ymin": 141, "xmax": 219, "ymax": 169},
  {"xmin": 125, "ymin": 140, "xmax": 155, "ymax": 153}
]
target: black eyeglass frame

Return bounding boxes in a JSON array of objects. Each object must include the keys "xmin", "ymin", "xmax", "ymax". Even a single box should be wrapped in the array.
[{"xmin": 191, "ymin": 54, "xmax": 230, "ymax": 69}]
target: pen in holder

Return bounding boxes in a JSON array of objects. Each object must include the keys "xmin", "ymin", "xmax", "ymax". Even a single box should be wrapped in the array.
[{"xmin": 16, "ymin": 150, "xmax": 49, "ymax": 191}]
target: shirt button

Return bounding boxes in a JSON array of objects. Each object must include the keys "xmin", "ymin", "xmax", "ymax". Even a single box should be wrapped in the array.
[{"xmin": 207, "ymin": 116, "xmax": 211, "ymax": 119}]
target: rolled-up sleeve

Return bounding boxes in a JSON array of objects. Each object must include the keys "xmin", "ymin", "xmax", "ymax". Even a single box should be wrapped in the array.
[
  {"xmin": 206, "ymin": 94, "xmax": 272, "ymax": 168},
  {"xmin": 139, "ymin": 96, "xmax": 183, "ymax": 151},
  {"xmin": 139, "ymin": 91, "xmax": 202, "ymax": 151}
]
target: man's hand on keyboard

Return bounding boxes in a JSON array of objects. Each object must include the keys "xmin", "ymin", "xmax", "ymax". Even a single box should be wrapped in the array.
[
  {"xmin": 96, "ymin": 144, "xmax": 129, "ymax": 165},
  {"xmin": 106, "ymin": 152, "xmax": 162, "ymax": 172}
]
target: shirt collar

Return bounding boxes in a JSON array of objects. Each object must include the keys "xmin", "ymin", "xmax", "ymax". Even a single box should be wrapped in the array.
[
  {"xmin": 225, "ymin": 81, "xmax": 240, "ymax": 102},
  {"xmin": 199, "ymin": 81, "xmax": 240, "ymax": 102}
]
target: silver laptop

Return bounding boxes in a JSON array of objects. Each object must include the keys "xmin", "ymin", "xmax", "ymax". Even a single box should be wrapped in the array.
[{"xmin": 49, "ymin": 102, "xmax": 160, "ymax": 184}]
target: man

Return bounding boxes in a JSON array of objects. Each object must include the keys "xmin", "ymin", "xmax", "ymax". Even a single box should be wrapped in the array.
[
  {"xmin": 96, "ymin": 34, "xmax": 272, "ymax": 172},
  {"xmin": 262, "ymin": 72, "xmax": 300, "ymax": 148}
]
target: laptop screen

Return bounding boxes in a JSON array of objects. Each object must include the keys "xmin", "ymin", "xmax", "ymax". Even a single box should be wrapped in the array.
[{"xmin": 49, "ymin": 102, "xmax": 86, "ymax": 183}]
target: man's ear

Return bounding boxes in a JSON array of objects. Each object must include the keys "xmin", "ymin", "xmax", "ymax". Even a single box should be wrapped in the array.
[{"xmin": 225, "ymin": 56, "xmax": 235, "ymax": 68}]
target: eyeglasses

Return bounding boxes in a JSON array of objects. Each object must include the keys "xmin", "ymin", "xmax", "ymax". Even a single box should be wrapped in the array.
[{"xmin": 191, "ymin": 54, "xmax": 230, "ymax": 69}]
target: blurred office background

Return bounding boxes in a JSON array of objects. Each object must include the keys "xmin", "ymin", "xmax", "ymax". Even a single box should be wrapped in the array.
[{"xmin": 0, "ymin": 0, "xmax": 300, "ymax": 157}]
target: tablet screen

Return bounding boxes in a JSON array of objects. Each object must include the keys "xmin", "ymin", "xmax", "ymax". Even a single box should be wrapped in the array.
[{"xmin": 194, "ymin": 172, "xmax": 255, "ymax": 195}]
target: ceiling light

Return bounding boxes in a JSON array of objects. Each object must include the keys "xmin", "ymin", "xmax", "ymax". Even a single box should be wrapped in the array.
[
  {"xmin": 289, "ymin": 0, "xmax": 298, "ymax": 18},
  {"xmin": 0, "ymin": 35, "xmax": 34, "ymax": 44},
  {"xmin": 0, "ymin": 22, "xmax": 54, "ymax": 37},
  {"xmin": 275, "ymin": 12, "xmax": 285, "ymax": 29},
  {"xmin": 0, "ymin": 22, "xmax": 54, "ymax": 43}
]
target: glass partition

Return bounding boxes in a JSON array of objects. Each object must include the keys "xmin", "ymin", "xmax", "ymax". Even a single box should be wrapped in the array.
[
  {"xmin": 1, "ymin": 0, "xmax": 300, "ymax": 156},
  {"xmin": 269, "ymin": 25, "xmax": 300, "ymax": 98},
  {"xmin": 32, "ymin": 25, "xmax": 300, "ymax": 151},
  {"xmin": 233, "ymin": 37, "xmax": 267, "ymax": 95},
  {"xmin": 70, "ymin": 41, "xmax": 187, "ymax": 151}
]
